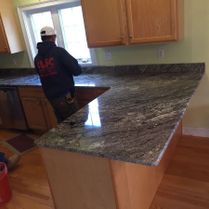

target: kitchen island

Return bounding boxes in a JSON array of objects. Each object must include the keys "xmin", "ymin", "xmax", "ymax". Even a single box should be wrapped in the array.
[
  {"xmin": 0, "ymin": 63, "xmax": 205, "ymax": 209},
  {"xmin": 35, "ymin": 63, "xmax": 204, "ymax": 165}
]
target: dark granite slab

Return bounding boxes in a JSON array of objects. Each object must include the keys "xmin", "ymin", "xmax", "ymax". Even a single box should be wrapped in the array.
[
  {"xmin": 0, "ymin": 68, "xmax": 39, "ymax": 86},
  {"xmin": 0, "ymin": 74, "xmax": 41, "ymax": 86},
  {"xmin": 0, "ymin": 63, "xmax": 205, "ymax": 166}
]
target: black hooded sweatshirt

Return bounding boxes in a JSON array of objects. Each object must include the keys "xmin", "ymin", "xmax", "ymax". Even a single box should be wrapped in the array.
[{"xmin": 34, "ymin": 41, "xmax": 82, "ymax": 101}]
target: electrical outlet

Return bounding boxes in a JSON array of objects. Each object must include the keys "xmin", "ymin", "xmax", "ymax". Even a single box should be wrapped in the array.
[
  {"xmin": 12, "ymin": 58, "xmax": 17, "ymax": 65},
  {"xmin": 157, "ymin": 48, "xmax": 165, "ymax": 59},
  {"xmin": 104, "ymin": 51, "xmax": 112, "ymax": 61}
]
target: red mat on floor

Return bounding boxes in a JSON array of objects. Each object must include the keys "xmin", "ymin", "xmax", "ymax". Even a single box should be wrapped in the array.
[{"xmin": 6, "ymin": 134, "xmax": 36, "ymax": 153}]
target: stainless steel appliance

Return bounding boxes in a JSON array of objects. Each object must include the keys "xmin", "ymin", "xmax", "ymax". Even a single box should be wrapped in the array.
[{"xmin": 0, "ymin": 87, "xmax": 27, "ymax": 130}]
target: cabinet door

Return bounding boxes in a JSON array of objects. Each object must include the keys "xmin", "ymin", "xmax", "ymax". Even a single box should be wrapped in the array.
[
  {"xmin": 0, "ymin": 15, "xmax": 9, "ymax": 53},
  {"xmin": 42, "ymin": 98, "xmax": 57, "ymax": 129},
  {"xmin": 81, "ymin": 0, "xmax": 127, "ymax": 47},
  {"xmin": 21, "ymin": 97, "xmax": 49, "ymax": 131},
  {"xmin": 18, "ymin": 87, "xmax": 57, "ymax": 131},
  {"xmin": 0, "ymin": 0, "xmax": 23, "ymax": 53},
  {"xmin": 126, "ymin": 0, "xmax": 182, "ymax": 44}
]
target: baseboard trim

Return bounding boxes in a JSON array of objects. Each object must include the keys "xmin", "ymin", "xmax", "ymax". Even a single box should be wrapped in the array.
[{"xmin": 183, "ymin": 127, "xmax": 209, "ymax": 138}]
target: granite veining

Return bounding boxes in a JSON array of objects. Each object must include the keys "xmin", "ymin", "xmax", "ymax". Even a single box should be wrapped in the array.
[{"xmin": 0, "ymin": 63, "xmax": 205, "ymax": 166}]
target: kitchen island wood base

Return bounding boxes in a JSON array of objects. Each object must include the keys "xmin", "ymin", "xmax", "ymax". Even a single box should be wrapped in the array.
[{"xmin": 41, "ymin": 123, "xmax": 182, "ymax": 209}]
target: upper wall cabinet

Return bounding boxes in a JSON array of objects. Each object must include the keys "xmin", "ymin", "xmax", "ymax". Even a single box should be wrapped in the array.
[
  {"xmin": 81, "ymin": 0, "xmax": 127, "ymax": 47},
  {"xmin": 0, "ymin": 0, "xmax": 24, "ymax": 53},
  {"xmin": 81, "ymin": 0, "xmax": 184, "ymax": 47}
]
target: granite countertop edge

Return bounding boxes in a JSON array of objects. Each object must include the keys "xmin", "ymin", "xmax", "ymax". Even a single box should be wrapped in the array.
[{"xmin": 0, "ymin": 63, "xmax": 205, "ymax": 166}]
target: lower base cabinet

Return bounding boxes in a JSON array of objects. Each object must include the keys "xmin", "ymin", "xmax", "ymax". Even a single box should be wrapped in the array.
[
  {"xmin": 18, "ymin": 87, "xmax": 57, "ymax": 132},
  {"xmin": 18, "ymin": 86, "xmax": 109, "ymax": 132},
  {"xmin": 41, "ymin": 123, "xmax": 182, "ymax": 209}
]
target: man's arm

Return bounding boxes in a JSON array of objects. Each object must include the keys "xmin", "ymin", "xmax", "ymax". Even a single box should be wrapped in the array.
[
  {"xmin": 34, "ymin": 56, "xmax": 39, "ymax": 74},
  {"xmin": 59, "ymin": 48, "xmax": 82, "ymax": 76}
]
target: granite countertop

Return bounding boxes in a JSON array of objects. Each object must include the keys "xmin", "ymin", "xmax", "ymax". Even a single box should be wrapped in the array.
[
  {"xmin": 0, "ymin": 63, "xmax": 205, "ymax": 166},
  {"xmin": 0, "ymin": 74, "xmax": 41, "ymax": 86}
]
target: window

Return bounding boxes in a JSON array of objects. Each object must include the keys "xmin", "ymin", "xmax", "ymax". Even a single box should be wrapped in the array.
[
  {"xmin": 18, "ymin": 0, "xmax": 96, "ymax": 66},
  {"xmin": 59, "ymin": 6, "xmax": 91, "ymax": 63}
]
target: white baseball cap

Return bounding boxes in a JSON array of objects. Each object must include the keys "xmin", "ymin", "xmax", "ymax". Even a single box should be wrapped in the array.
[{"xmin": 40, "ymin": 26, "xmax": 56, "ymax": 36}]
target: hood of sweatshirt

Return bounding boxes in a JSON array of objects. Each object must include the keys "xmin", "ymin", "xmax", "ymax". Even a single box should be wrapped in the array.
[{"xmin": 37, "ymin": 41, "xmax": 56, "ymax": 57}]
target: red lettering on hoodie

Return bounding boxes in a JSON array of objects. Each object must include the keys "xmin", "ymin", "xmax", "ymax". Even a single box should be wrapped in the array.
[{"xmin": 37, "ymin": 57, "xmax": 57, "ymax": 77}]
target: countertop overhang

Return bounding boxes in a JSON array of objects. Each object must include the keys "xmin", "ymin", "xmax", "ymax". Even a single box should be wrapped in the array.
[{"xmin": 0, "ymin": 63, "xmax": 205, "ymax": 166}]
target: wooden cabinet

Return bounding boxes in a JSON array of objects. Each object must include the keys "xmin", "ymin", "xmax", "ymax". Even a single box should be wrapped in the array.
[
  {"xmin": 41, "ymin": 123, "xmax": 182, "ymax": 209},
  {"xmin": 18, "ymin": 86, "xmax": 108, "ymax": 131},
  {"xmin": 126, "ymin": 0, "xmax": 183, "ymax": 44},
  {"xmin": 81, "ymin": 0, "xmax": 127, "ymax": 47},
  {"xmin": 18, "ymin": 87, "xmax": 57, "ymax": 131},
  {"xmin": 0, "ymin": 16, "xmax": 9, "ymax": 53},
  {"xmin": 0, "ymin": 0, "xmax": 23, "ymax": 53},
  {"xmin": 81, "ymin": 0, "xmax": 183, "ymax": 47}
]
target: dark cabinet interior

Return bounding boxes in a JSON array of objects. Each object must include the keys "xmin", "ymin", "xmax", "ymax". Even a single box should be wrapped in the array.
[
  {"xmin": 75, "ymin": 86, "xmax": 109, "ymax": 109},
  {"xmin": 0, "ymin": 87, "xmax": 27, "ymax": 130}
]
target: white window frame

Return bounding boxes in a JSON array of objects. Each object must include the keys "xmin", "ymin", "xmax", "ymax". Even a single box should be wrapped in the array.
[{"xmin": 17, "ymin": 0, "xmax": 97, "ymax": 67}]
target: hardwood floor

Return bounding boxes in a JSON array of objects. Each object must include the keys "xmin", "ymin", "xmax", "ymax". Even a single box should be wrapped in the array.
[
  {"xmin": 0, "ymin": 130, "xmax": 55, "ymax": 209},
  {"xmin": 150, "ymin": 135, "xmax": 209, "ymax": 209},
  {"xmin": 0, "ymin": 130, "xmax": 209, "ymax": 209}
]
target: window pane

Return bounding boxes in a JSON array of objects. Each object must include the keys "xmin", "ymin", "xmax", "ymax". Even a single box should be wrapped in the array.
[
  {"xmin": 30, "ymin": 12, "xmax": 54, "ymax": 44},
  {"xmin": 59, "ymin": 6, "xmax": 91, "ymax": 64}
]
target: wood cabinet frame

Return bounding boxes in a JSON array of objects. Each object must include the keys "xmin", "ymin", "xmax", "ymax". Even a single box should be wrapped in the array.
[
  {"xmin": 81, "ymin": 0, "xmax": 184, "ymax": 47},
  {"xmin": 0, "ymin": 15, "xmax": 9, "ymax": 53},
  {"xmin": 81, "ymin": 0, "xmax": 128, "ymax": 47},
  {"xmin": 126, "ymin": 0, "xmax": 183, "ymax": 44},
  {"xmin": 0, "ymin": 0, "xmax": 23, "ymax": 53},
  {"xmin": 18, "ymin": 87, "xmax": 57, "ymax": 131},
  {"xmin": 41, "ymin": 122, "xmax": 182, "ymax": 209}
]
